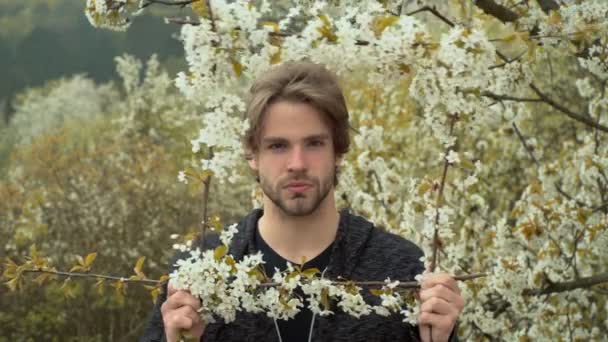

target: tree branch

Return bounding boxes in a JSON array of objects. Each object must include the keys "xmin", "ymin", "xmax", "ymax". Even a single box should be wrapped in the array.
[
  {"xmin": 512, "ymin": 122, "xmax": 540, "ymax": 166},
  {"xmin": 474, "ymin": 0, "xmax": 519, "ymax": 23},
  {"xmin": 142, "ymin": 0, "xmax": 196, "ymax": 8},
  {"xmin": 523, "ymin": 272, "xmax": 608, "ymax": 296},
  {"xmin": 407, "ymin": 6, "xmax": 455, "ymax": 28},
  {"xmin": 260, "ymin": 273, "xmax": 488, "ymax": 289},
  {"xmin": 529, "ymin": 83, "xmax": 608, "ymax": 133},
  {"xmin": 536, "ymin": 0, "xmax": 560, "ymax": 14},
  {"xmin": 21, "ymin": 268, "xmax": 487, "ymax": 289},
  {"xmin": 482, "ymin": 91, "xmax": 543, "ymax": 104},
  {"xmin": 483, "ymin": 87, "xmax": 608, "ymax": 134}
]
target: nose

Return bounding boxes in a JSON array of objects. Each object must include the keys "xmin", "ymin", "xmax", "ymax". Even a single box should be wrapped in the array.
[{"xmin": 287, "ymin": 145, "xmax": 307, "ymax": 173}]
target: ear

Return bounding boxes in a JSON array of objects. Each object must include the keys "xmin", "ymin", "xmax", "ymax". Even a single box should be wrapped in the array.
[
  {"xmin": 335, "ymin": 155, "xmax": 343, "ymax": 168},
  {"xmin": 248, "ymin": 157, "xmax": 259, "ymax": 171}
]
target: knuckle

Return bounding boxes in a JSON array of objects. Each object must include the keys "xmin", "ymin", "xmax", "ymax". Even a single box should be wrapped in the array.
[
  {"xmin": 429, "ymin": 297, "xmax": 441, "ymax": 309},
  {"xmin": 419, "ymin": 312, "xmax": 430, "ymax": 323}
]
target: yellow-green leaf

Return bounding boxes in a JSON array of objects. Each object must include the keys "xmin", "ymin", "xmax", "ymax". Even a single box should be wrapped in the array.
[
  {"xmin": 370, "ymin": 288, "xmax": 384, "ymax": 296},
  {"xmin": 134, "ymin": 256, "xmax": 146, "ymax": 276},
  {"xmin": 262, "ymin": 21, "xmax": 279, "ymax": 33},
  {"xmin": 301, "ymin": 268, "xmax": 320, "ymax": 279},
  {"xmin": 69, "ymin": 265, "xmax": 84, "ymax": 273},
  {"xmin": 270, "ymin": 47, "xmax": 282, "ymax": 65},
  {"xmin": 232, "ymin": 60, "xmax": 243, "ymax": 77},
  {"xmin": 373, "ymin": 15, "xmax": 399, "ymax": 37},
  {"xmin": 85, "ymin": 252, "xmax": 97, "ymax": 268},
  {"xmin": 191, "ymin": 0, "xmax": 208, "ymax": 18},
  {"xmin": 75, "ymin": 254, "xmax": 85, "ymax": 267},
  {"xmin": 2, "ymin": 258, "xmax": 18, "ymax": 278},
  {"xmin": 247, "ymin": 268, "xmax": 266, "ymax": 282},
  {"xmin": 150, "ymin": 287, "xmax": 161, "ymax": 304},
  {"xmin": 214, "ymin": 245, "xmax": 227, "ymax": 260},
  {"xmin": 94, "ymin": 278, "xmax": 105, "ymax": 295},
  {"xmin": 33, "ymin": 273, "xmax": 52, "ymax": 286}
]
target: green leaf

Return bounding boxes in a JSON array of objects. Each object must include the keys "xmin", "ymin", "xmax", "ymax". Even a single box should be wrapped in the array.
[
  {"xmin": 321, "ymin": 287, "xmax": 330, "ymax": 311},
  {"xmin": 33, "ymin": 273, "xmax": 52, "ymax": 286},
  {"xmin": 301, "ymin": 268, "xmax": 320, "ymax": 279},
  {"xmin": 75, "ymin": 254, "xmax": 85, "ymax": 267},
  {"xmin": 133, "ymin": 256, "xmax": 146, "ymax": 276},
  {"xmin": 370, "ymin": 288, "xmax": 384, "ymax": 296},
  {"xmin": 69, "ymin": 265, "xmax": 84, "ymax": 273},
  {"xmin": 84, "ymin": 252, "xmax": 97, "ymax": 268},
  {"xmin": 214, "ymin": 245, "xmax": 227, "ymax": 261},
  {"xmin": 94, "ymin": 278, "xmax": 105, "ymax": 296}
]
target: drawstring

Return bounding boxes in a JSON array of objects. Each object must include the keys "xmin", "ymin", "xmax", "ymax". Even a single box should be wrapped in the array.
[
  {"xmin": 273, "ymin": 318, "xmax": 283, "ymax": 342},
  {"xmin": 274, "ymin": 267, "xmax": 329, "ymax": 342},
  {"xmin": 308, "ymin": 267, "xmax": 329, "ymax": 342}
]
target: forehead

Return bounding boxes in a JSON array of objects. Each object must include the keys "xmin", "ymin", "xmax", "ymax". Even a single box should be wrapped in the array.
[{"xmin": 260, "ymin": 100, "xmax": 332, "ymax": 139}]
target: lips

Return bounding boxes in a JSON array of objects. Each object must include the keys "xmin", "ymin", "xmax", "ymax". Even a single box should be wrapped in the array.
[{"xmin": 285, "ymin": 181, "xmax": 312, "ymax": 192}]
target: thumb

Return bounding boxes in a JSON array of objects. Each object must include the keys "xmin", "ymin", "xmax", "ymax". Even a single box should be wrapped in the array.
[{"xmin": 419, "ymin": 323, "xmax": 431, "ymax": 342}]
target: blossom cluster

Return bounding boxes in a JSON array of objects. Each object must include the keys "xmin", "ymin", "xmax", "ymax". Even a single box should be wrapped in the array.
[{"xmin": 169, "ymin": 225, "xmax": 415, "ymax": 324}]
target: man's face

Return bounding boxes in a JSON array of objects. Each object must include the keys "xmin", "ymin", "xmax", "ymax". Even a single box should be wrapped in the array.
[{"xmin": 249, "ymin": 100, "xmax": 338, "ymax": 217}]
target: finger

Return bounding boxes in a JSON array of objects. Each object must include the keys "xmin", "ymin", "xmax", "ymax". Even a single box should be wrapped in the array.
[
  {"xmin": 162, "ymin": 290, "xmax": 201, "ymax": 312},
  {"xmin": 167, "ymin": 283, "xmax": 177, "ymax": 297},
  {"xmin": 421, "ymin": 273, "xmax": 460, "ymax": 294},
  {"xmin": 420, "ymin": 284, "xmax": 463, "ymax": 305},
  {"xmin": 164, "ymin": 305, "xmax": 201, "ymax": 330},
  {"xmin": 163, "ymin": 306, "xmax": 205, "ymax": 342},
  {"xmin": 164, "ymin": 309, "xmax": 194, "ymax": 342},
  {"xmin": 418, "ymin": 311, "xmax": 454, "ymax": 338},
  {"xmin": 420, "ymin": 296, "xmax": 458, "ymax": 317},
  {"xmin": 187, "ymin": 322, "xmax": 206, "ymax": 340},
  {"xmin": 419, "ymin": 323, "xmax": 431, "ymax": 342},
  {"xmin": 420, "ymin": 272, "xmax": 458, "ymax": 291}
]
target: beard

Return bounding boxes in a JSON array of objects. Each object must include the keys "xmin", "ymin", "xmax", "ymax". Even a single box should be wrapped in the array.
[{"xmin": 259, "ymin": 171, "xmax": 333, "ymax": 217}]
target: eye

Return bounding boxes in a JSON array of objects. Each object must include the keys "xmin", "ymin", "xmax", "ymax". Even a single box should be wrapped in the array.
[
  {"xmin": 268, "ymin": 142, "xmax": 287, "ymax": 151},
  {"xmin": 308, "ymin": 139, "xmax": 325, "ymax": 147}
]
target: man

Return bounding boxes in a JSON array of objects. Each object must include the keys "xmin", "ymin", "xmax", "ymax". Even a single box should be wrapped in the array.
[{"xmin": 142, "ymin": 62, "xmax": 464, "ymax": 342}]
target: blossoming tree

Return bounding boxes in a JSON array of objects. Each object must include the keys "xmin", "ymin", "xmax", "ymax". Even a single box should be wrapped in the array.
[{"xmin": 5, "ymin": 0, "xmax": 607, "ymax": 340}]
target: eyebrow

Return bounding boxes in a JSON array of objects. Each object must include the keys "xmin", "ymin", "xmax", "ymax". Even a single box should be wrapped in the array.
[{"xmin": 261, "ymin": 134, "xmax": 331, "ymax": 144}]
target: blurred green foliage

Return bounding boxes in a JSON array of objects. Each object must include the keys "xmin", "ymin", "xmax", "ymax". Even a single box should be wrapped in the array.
[
  {"xmin": 0, "ymin": 57, "xmax": 216, "ymax": 340},
  {"xmin": 0, "ymin": 0, "xmax": 185, "ymax": 124}
]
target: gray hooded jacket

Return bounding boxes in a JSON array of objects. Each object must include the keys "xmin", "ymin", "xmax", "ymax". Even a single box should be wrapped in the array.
[{"xmin": 141, "ymin": 209, "xmax": 448, "ymax": 342}]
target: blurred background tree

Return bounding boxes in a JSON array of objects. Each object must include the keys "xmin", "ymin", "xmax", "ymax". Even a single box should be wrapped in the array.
[{"xmin": 0, "ymin": 0, "xmax": 184, "ymax": 125}]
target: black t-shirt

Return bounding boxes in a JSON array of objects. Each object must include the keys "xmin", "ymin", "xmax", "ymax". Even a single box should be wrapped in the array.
[{"xmin": 254, "ymin": 226, "xmax": 333, "ymax": 342}]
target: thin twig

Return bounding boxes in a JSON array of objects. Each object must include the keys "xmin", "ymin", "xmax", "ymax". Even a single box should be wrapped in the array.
[
  {"xmin": 407, "ymin": 6, "xmax": 455, "ymax": 27},
  {"xmin": 142, "ymin": 0, "xmax": 196, "ymax": 9},
  {"xmin": 23, "ymin": 269, "xmax": 161, "ymax": 285},
  {"xmin": 482, "ymin": 91, "xmax": 543, "ymax": 104},
  {"xmin": 430, "ymin": 117, "xmax": 457, "ymax": 272},
  {"xmin": 512, "ymin": 123, "xmax": 540, "ymax": 166}
]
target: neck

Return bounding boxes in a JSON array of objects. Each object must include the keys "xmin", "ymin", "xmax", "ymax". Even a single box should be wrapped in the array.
[{"xmin": 258, "ymin": 192, "xmax": 340, "ymax": 264}]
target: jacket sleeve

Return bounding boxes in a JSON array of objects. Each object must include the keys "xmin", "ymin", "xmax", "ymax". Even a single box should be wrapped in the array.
[{"xmin": 139, "ymin": 281, "xmax": 168, "ymax": 342}]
